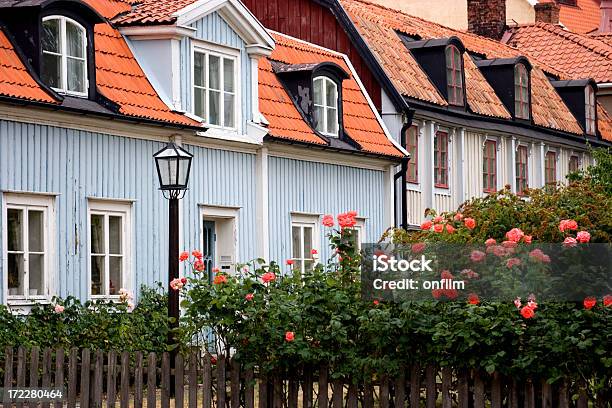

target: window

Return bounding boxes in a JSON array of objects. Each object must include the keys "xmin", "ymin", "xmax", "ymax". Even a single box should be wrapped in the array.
[
  {"xmin": 313, "ymin": 76, "xmax": 339, "ymax": 136},
  {"xmin": 3, "ymin": 194, "xmax": 54, "ymax": 302},
  {"xmin": 291, "ymin": 215, "xmax": 319, "ymax": 273},
  {"xmin": 194, "ymin": 49, "xmax": 237, "ymax": 128},
  {"xmin": 514, "ymin": 64, "xmax": 530, "ymax": 120},
  {"xmin": 445, "ymin": 45, "xmax": 464, "ymax": 106},
  {"xmin": 569, "ymin": 155, "xmax": 580, "ymax": 173},
  {"xmin": 483, "ymin": 140, "xmax": 497, "ymax": 193},
  {"xmin": 585, "ymin": 86, "xmax": 596, "ymax": 135},
  {"xmin": 515, "ymin": 145, "xmax": 529, "ymax": 195},
  {"xmin": 406, "ymin": 125, "xmax": 419, "ymax": 183},
  {"xmin": 545, "ymin": 151, "xmax": 557, "ymax": 186},
  {"xmin": 346, "ymin": 220, "xmax": 365, "ymax": 250},
  {"xmin": 89, "ymin": 200, "xmax": 132, "ymax": 298},
  {"xmin": 41, "ymin": 16, "xmax": 87, "ymax": 96},
  {"xmin": 434, "ymin": 131, "xmax": 449, "ymax": 188}
]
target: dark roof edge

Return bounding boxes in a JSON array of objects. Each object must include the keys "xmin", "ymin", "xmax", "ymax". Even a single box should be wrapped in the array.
[
  {"xmin": 407, "ymin": 98, "xmax": 611, "ymax": 149},
  {"xmin": 0, "ymin": 96, "xmax": 205, "ymax": 132},
  {"xmin": 313, "ymin": 0, "xmax": 412, "ymax": 115}
]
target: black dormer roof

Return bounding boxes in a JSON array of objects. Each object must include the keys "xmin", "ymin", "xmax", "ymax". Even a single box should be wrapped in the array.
[
  {"xmin": 398, "ymin": 34, "xmax": 466, "ymax": 107},
  {"xmin": 271, "ymin": 60, "xmax": 359, "ymax": 149},
  {"xmin": 475, "ymin": 56, "xmax": 532, "ymax": 120},
  {"xmin": 550, "ymin": 78, "xmax": 598, "ymax": 136}
]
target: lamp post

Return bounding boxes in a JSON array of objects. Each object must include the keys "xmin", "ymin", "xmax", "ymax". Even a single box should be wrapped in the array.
[{"xmin": 153, "ymin": 142, "xmax": 193, "ymax": 394}]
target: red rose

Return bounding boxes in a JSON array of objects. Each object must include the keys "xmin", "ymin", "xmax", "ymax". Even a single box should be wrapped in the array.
[
  {"xmin": 180, "ymin": 277, "xmax": 187, "ymax": 284},
  {"xmin": 583, "ymin": 296, "xmax": 597, "ymax": 310},
  {"xmin": 464, "ymin": 218, "xmax": 476, "ymax": 230},
  {"xmin": 194, "ymin": 260, "xmax": 205, "ymax": 272},
  {"xmin": 322, "ymin": 215, "xmax": 334, "ymax": 227},
  {"xmin": 445, "ymin": 224, "xmax": 455, "ymax": 234},
  {"xmin": 433, "ymin": 224, "xmax": 444, "ymax": 233},
  {"xmin": 373, "ymin": 300, "xmax": 379, "ymax": 306},
  {"xmin": 245, "ymin": 293, "xmax": 254, "ymax": 301},
  {"xmin": 467, "ymin": 293, "xmax": 480, "ymax": 305},
  {"xmin": 261, "ymin": 272, "xmax": 276, "ymax": 284},
  {"xmin": 286, "ymin": 259, "xmax": 294, "ymax": 266},
  {"xmin": 213, "ymin": 274, "xmax": 227, "ymax": 285},
  {"xmin": 520, "ymin": 306, "xmax": 535, "ymax": 319},
  {"xmin": 210, "ymin": 356, "xmax": 217, "ymax": 365},
  {"xmin": 603, "ymin": 295, "xmax": 612, "ymax": 307},
  {"xmin": 285, "ymin": 331, "xmax": 295, "ymax": 342},
  {"xmin": 179, "ymin": 251, "xmax": 189, "ymax": 262},
  {"xmin": 576, "ymin": 231, "xmax": 590, "ymax": 243},
  {"xmin": 420, "ymin": 220, "xmax": 433, "ymax": 230},
  {"xmin": 192, "ymin": 250, "xmax": 203, "ymax": 260}
]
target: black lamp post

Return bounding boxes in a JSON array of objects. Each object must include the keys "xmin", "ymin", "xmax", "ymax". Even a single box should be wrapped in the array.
[{"xmin": 153, "ymin": 142, "xmax": 193, "ymax": 378}]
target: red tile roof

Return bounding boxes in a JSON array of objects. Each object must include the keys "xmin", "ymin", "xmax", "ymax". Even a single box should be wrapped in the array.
[
  {"xmin": 504, "ymin": 22, "xmax": 612, "ymax": 83},
  {"xmin": 340, "ymin": 0, "xmax": 585, "ymax": 134},
  {"xmin": 0, "ymin": 0, "xmax": 197, "ymax": 127},
  {"xmin": 0, "ymin": 29, "xmax": 57, "ymax": 104},
  {"xmin": 597, "ymin": 103, "xmax": 612, "ymax": 141},
  {"xmin": 111, "ymin": 0, "xmax": 197, "ymax": 26},
  {"xmin": 589, "ymin": 32, "xmax": 612, "ymax": 46},
  {"xmin": 540, "ymin": 0, "xmax": 602, "ymax": 34},
  {"xmin": 260, "ymin": 31, "xmax": 404, "ymax": 158}
]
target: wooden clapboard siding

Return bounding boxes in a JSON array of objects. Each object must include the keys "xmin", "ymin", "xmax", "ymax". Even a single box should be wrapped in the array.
[
  {"xmin": 0, "ymin": 347, "xmax": 604, "ymax": 407},
  {"xmin": 242, "ymin": 0, "xmax": 383, "ymax": 111},
  {"xmin": 267, "ymin": 156, "xmax": 388, "ymax": 263},
  {"xmin": 0, "ymin": 119, "xmax": 257, "ymax": 304}
]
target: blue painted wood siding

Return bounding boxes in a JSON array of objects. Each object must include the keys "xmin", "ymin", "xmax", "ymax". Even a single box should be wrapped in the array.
[
  {"xmin": 0, "ymin": 120, "xmax": 257, "ymax": 303},
  {"xmin": 180, "ymin": 11, "xmax": 252, "ymax": 133},
  {"xmin": 268, "ymin": 156, "xmax": 388, "ymax": 263}
]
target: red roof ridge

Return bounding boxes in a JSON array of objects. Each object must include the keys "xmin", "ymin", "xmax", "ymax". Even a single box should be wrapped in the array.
[{"xmin": 269, "ymin": 30, "xmax": 347, "ymax": 59}]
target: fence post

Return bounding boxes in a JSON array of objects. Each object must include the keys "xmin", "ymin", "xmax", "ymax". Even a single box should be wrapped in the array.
[
  {"xmin": 175, "ymin": 353, "xmax": 184, "ymax": 408},
  {"xmin": 134, "ymin": 352, "xmax": 144, "ymax": 408},
  {"xmin": 93, "ymin": 350, "xmax": 103, "ymax": 408},
  {"xmin": 394, "ymin": 371, "xmax": 406, "ymax": 408},
  {"xmin": 217, "ymin": 355, "xmax": 227, "ymax": 408},
  {"xmin": 3, "ymin": 347, "xmax": 13, "ymax": 406},
  {"xmin": 230, "ymin": 358, "xmax": 240, "ymax": 408},
  {"xmin": 302, "ymin": 368, "xmax": 313, "ymax": 408},
  {"xmin": 332, "ymin": 379, "xmax": 343, "ymax": 408},
  {"xmin": 363, "ymin": 381, "xmax": 374, "ymax": 408},
  {"xmin": 202, "ymin": 354, "xmax": 212, "ymax": 408},
  {"xmin": 490, "ymin": 373, "xmax": 502, "ymax": 408},
  {"xmin": 409, "ymin": 364, "xmax": 419, "ymax": 408},
  {"xmin": 147, "ymin": 352, "xmax": 157, "ymax": 408},
  {"xmin": 541, "ymin": 379, "xmax": 552, "ymax": 408},
  {"xmin": 107, "ymin": 350, "xmax": 118, "ymax": 408},
  {"xmin": 120, "ymin": 351, "xmax": 130, "ymax": 408},
  {"xmin": 161, "ymin": 352, "xmax": 170, "ymax": 408},
  {"xmin": 425, "ymin": 365, "xmax": 436, "ymax": 408},
  {"xmin": 67, "ymin": 348, "xmax": 78, "ymax": 408},
  {"xmin": 288, "ymin": 376, "xmax": 299, "ymax": 408},
  {"xmin": 258, "ymin": 374, "xmax": 268, "ymax": 408},
  {"xmin": 244, "ymin": 367, "xmax": 255, "ymax": 408},
  {"xmin": 318, "ymin": 366, "xmax": 328, "ymax": 408},
  {"xmin": 346, "ymin": 382, "xmax": 357, "ymax": 408},
  {"xmin": 41, "ymin": 348, "xmax": 52, "ymax": 408},
  {"xmin": 441, "ymin": 368, "xmax": 452, "ymax": 408},
  {"xmin": 457, "ymin": 369, "xmax": 469, "ymax": 408},
  {"xmin": 188, "ymin": 352, "xmax": 197, "ymax": 408},
  {"xmin": 54, "ymin": 348, "xmax": 64, "ymax": 408}
]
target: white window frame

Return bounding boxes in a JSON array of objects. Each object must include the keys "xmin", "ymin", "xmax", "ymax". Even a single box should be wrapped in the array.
[
  {"xmin": 544, "ymin": 147, "xmax": 559, "ymax": 186},
  {"xmin": 348, "ymin": 218, "xmax": 366, "ymax": 250},
  {"xmin": 433, "ymin": 126, "xmax": 452, "ymax": 196},
  {"xmin": 585, "ymin": 86, "xmax": 596, "ymax": 135},
  {"xmin": 290, "ymin": 213, "xmax": 321, "ymax": 272},
  {"xmin": 514, "ymin": 142, "xmax": 531, "ymax": 195},
  {"xmin": 42, "ymin": 15, "xmax": 88, "ymax": 97},
  {"xmin": 2, "ymin": 193, "xmax": 56, "ymax": 305},
  {"xmin": 87, "ymin": 200, "xmax": 133, "ymax": 300},
  {"xmin": 191, "ymin": 41, "xmax": 240, "ymax": 131},
  {"xmin": 313, "ymin": 76, "xmax": 340, "ymax": 137}
]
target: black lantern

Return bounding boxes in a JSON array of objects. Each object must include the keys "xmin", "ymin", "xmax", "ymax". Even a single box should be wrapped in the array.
[{"xmin": 153, "ymin": 142, "xmax": 193, "ymax": 198}]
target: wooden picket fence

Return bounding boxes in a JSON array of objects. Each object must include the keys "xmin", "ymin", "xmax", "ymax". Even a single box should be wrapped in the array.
[{"xmin": 0, "ymin": 346, "xmax": 607, "ymax": 407}]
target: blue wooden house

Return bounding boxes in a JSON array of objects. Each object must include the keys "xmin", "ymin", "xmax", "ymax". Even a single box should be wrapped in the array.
[{"xmin": 0, "ymin": 0, "xmax": 405, "ymax": 308}]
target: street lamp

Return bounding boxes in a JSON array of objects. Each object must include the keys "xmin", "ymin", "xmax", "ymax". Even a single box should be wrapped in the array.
[{"xmin": 153, "ymin": 142, "xmax": 193, "ymax": 371}]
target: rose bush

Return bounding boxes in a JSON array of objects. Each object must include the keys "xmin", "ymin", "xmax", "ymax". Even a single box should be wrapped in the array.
[{"xmin": 178, "ymin": 211, "xmax": 610, "ymax": 396}]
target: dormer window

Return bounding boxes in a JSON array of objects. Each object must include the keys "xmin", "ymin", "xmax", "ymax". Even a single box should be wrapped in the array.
[
  {"xmin": 585, "ymin": 85, "xmax": 596, "ymax": 135},
  {"xmin": 445, "ymin": 45, "xmax": 464, "ymax": 106},
  {"xmin": 42, "ymin": 16, "xmax": 88, "ymax": 96},
  {"xmin": 313, "ymin": 76, "xmax": 339, "ymax": 137},
  {"xmin": 514, "ymin": 63, "xmax": 529, "ymax": 120}
]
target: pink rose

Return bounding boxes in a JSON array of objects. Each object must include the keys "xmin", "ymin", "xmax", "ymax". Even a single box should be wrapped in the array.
[
  {"xmin": 523, "ymin": 235, "xmax": 532, "ymax": 244},
  {"xmin": 464, "ymin": 218, "xmax": 476, "ymax": 230},
  {"xmin": 505, "ymin": 228, "xmax": 524, "ymax": 243},
  {"xmin": 485, "ymin": 238, "xmax": 497, "ymax": 247},
  {"xmin": 433, "ymin": 216, "xmax": 444, "ymax": 223},
  {"xmin": 454, "ymin": 213, "xmax": 463, "ymax": 221},
  {"xmin": 433, "ymin": 224, "xmax": 444, "ymax": 233},
  {"xmin": 576, "ymin": 231, "xmax": 590, "ymax": 243},
  {"xmin": 502, "ymin": 240, "xmax": 518, "ymax": 249},
  {"xmin": 285, "ymin": 331, "xmax": 295, "ymax": 342},
  {"xmin": 460, "ymin": 269, "xmax": 479, "ymax": 279},
  {"xmin": 445, "ymin": 224, "xmax": 455, "ymax": 234},
  {"xmin": 54, "ymin": 304, "xmax": 64, "ymax": 313},
  {"xmin": 411, "ymin": 242, "xmax": 426, "ymax": 254},
  {"xmin": 245, "ymin": 293, "xmax": 254, "ymax": 301},
  {"xmin": 470, "ymin": 250, "xmax": 486, "ymax": 263},
  {"xmin": 513, "ymin": 297, "xmax": 522, "ymax": 309},
  {"xmin": 559, "ymin": 219, "xmax": 578, "ymax": 232},
  {"xmin": 492, "ymin": 245, "xmax": 508, "ymax": 258},
  {"xmin": 506, "ymin": 258, "xmax": 521, "ymax": 269},
  {"xmin": 563, "ymin": 237, "xmax": 577, "ymax": 247},
  {"xmin": 261, "ymin": 272, "xmax": 276, "ymax": 284},
  {"xmin": 322, "ymin": 215, "xmax": 334, "ymax": 227}
]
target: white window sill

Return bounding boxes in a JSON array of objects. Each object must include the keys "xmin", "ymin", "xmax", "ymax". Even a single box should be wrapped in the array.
[
  {"xmin": 406, "ymin": 183, "xmax": 421, "ymax": 192},
  {"xmin": 434, "ymin": 188, "xmax": 452, "ymax": 197}
]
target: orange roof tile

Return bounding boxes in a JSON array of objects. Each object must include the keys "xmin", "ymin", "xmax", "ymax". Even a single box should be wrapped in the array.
[
  {"xmin": 0, "ymin": 0, "xmax": 198, "ymax": 127},
  {"xmin": 340, "ymin": 0, "xmax": 584, "ymax": 134},
  {"xmin": 541, "ymin": 0, "xmax": 602, "ymax": 34},
  {"xmin": 260, "ymin": 32, "xmax": 404, "ymax": 158},
  {"xmin": 0, "ymin": 28, "xmax": 57, "ymax": 104},
  {"xmin": 112, "ymin": 0, "xmax": 198, "ymax": 25},
  {"xmin": 589, "ymin": 32, "xmax": 612, "ymax": 46},
  {"xmin": 597, "ymin": 102, "xmax": 612, "ymax": 141},
  {"xmin": 504, "ymin": 22, "xmax": 612, "ymax": 83}
]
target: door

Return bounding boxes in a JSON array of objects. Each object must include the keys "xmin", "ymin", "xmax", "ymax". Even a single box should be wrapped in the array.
[{"xmin": 202, "ymin": 220, "xmax": 215, "ymax": 282}]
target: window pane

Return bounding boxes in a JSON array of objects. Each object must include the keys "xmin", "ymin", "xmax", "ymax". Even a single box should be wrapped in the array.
[
  {"xmin": 7, "ymin": 209, "xmax": 23, "ymax": 251},
  {"xmin": 91, "ymin": 214, "xmax": 105, "ymax": 254},
  {"xmin": 224, "ymin": 93, "xmax": 235, "ymax": 128},
  {"xmin": 292, "ymin": 226, "xmax": 301, "ymax": 259},
  {"xmin": 194, "ymin": 53, "xmax": 205, "ymax": 87},
  {"xmin": 194, "ymin": 88, "xmax": 205, "ymax": 118},
  {"xmin": 209, "ymin": 55, "xmax": 220, "ymax": 90},
  {"xmin": 303, "ymin": 226, "xmax": 313, "ymax": 256},
  {"xmin": 209, "ymin": 90, "xmax": 220, "ymax": 125},
  {"xmin": 223, "ymin": 58, "xmax": 234, "ymax": 92},
  {"xmin": 325, "ymin": 79, "xmax": 337, "ymax": 107},
  {"xmin": 8, "ymin": 253, "xmax": 24, "ymax": 295},
  {"xmin": 313, "ymin": 78, "xmax": 323, "ymax": 105},
  {"xmin": 326, "ymin": 107, "xmax": 338, "ymax": 135},
  {"xmin": 28, "ymin": 210, "xmax": 44, "ymax": 252},
  {"xmin": 109, "ymin": 216, "xmax": 122, "ymax": 255},
  {"xmin": 91, "ymin": 256, "xmax": 104, "ymax": 295},
  {"xmin": 28, "ymin": 254, "xmax": 44, "ymax": 295},
  {"xmin": 66, "ymin": 22, "xmax": 84, "ymax": 58},
  {"xmin": 42, "ymin": 19, "xmax": 60, "ymax": 53},
  {"xmin": 42, "ymin": 53, "xmax": 61, "ymax": 89},
  {"xmin": 109, "ymin": 257, "xmax": 122, "ymax": 295},
  {"xmin": 314, "ymin": 106, "xmax": 325, "ymax": 133},
  {"xmin": 67, "ymin": 58, "xmax": 85, "ymax": 93}
]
